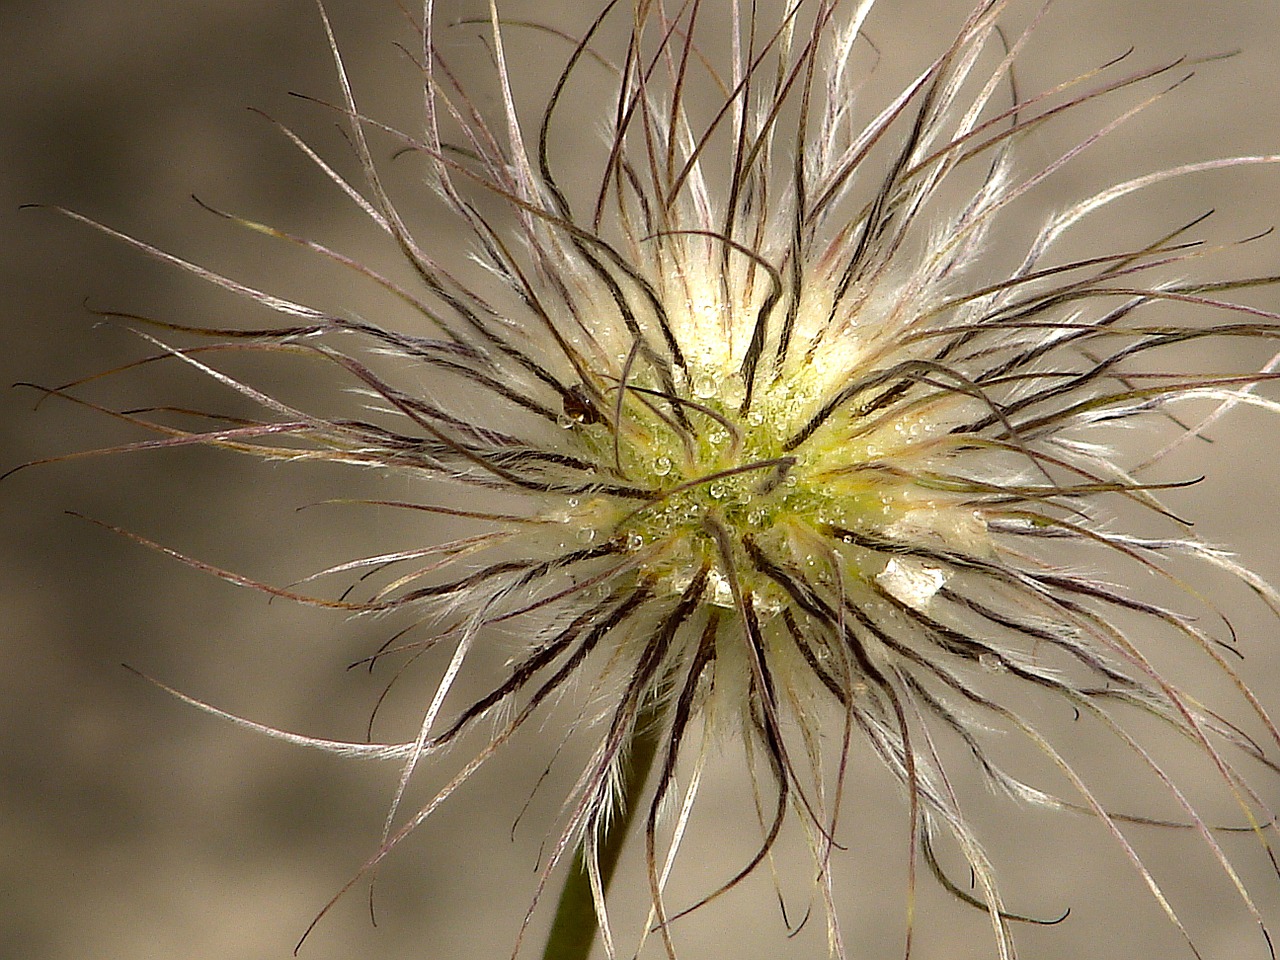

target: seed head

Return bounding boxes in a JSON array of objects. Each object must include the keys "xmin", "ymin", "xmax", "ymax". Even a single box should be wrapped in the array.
[{"xmin": 29, "ymin": 0, "xmax": 1280, "ymax": 957}]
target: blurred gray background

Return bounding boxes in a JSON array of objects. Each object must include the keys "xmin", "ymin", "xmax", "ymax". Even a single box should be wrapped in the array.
[{"xmin": 7, "ymin": 1, "xmax": 1280, "ymax": 958}]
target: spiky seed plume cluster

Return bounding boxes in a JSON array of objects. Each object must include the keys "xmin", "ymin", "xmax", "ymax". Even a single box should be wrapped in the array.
[{"xmin": 29, "ymin": 0, "xmax": 1280, "ymax": 956}]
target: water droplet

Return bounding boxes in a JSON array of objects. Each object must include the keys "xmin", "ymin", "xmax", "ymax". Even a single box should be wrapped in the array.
[
  {"xmin": 707, "ymin": 570, "xmax": 734, "ymax": 607},
  {"xmin": 754, "ymin": 592, "xmax": 783, "ymax": 616},
  {"xmin": 653, "ymin": 456, "xmax": 672, "ymax": 477},
  {"xmin": 693, "ymin": 375, "xmax": 717, "ymax": 400},
  {"xmin": 979, "ymin": 653, "xmax": 1006, "ymax": 673},
  {"xmin": 876, "ymin": 557, "xmax": 946, "ymax": 609}
]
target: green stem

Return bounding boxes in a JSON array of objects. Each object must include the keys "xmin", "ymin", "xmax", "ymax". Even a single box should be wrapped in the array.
[{"xmin": 540, "ymin": 702, "xmax": 664, "ymax": 960}]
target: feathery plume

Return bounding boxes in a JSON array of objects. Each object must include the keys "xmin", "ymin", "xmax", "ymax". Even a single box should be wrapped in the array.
[{"xmin": 25, "ymin": 0, "xmax": 1280, "ymax": 957}]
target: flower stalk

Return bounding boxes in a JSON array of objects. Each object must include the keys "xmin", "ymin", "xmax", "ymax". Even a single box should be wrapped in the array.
[{"xmin": 543, "ymin": 699, "xmax": 663, "ymax": 960}]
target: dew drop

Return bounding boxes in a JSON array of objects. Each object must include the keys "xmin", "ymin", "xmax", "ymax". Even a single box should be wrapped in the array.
[
  {"xmin": 653, "ymin": 456, "xmax": 672, "ymax": 477},
  {"xmin": 708, "ymin": 570, "xmax": 734, "ymax": 607},
  {"xmin": 979, "ymin": 653, "xmax": 1006, "ymax": 673},
  {"xmin": 692, "ymin": 374, "xmax": 717, "ymax": 400},
  {"xmin": 754, "ymin": 592, "xmax": 783, "ymax": 616},
  {"xmin": 876, "ymin": 557, "xmax": 946, "ymax": 609}
]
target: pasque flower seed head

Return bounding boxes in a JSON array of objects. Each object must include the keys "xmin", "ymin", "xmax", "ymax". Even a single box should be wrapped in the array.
[{"xmin": 27, "ymin": 0, "xmax": 1280, "ymax": 957}]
